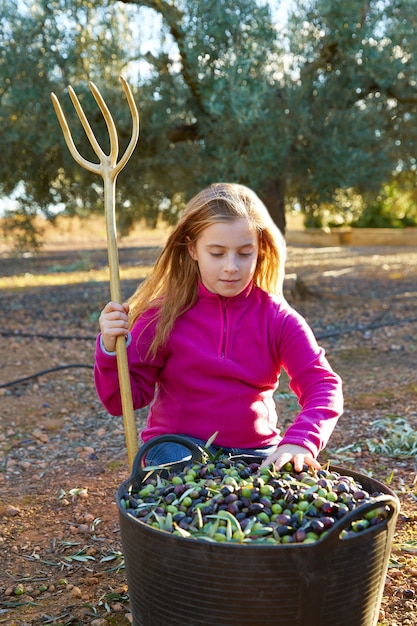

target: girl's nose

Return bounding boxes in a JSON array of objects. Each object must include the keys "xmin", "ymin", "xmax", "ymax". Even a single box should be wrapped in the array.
[{"xmin": 224, "ymin": 254, "xmax": 238, "ymax": 272}]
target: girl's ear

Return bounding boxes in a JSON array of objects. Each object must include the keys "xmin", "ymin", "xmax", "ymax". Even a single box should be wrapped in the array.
[{"xmin": 186, "ymin": 236, "xmax": 197, "ymax": 261}]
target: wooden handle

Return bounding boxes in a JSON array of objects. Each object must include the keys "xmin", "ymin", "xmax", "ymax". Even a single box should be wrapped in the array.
[{"xmin": 104, "ymin": 177, "xmax": 138, "ymax": 470}]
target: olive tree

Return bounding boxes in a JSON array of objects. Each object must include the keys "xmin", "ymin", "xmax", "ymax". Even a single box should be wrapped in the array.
[
  {"xmin": 283, "ymin": 0, "xmax": 417, "ymax": 226},
  {"xmin": 2, "ymin": 0, "xmax": 417, "ymax": 248}
]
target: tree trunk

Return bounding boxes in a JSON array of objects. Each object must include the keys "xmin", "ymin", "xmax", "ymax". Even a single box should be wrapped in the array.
[{"xmin": 259, "ymin": 178, "xmax": 286, "ymax": 235}]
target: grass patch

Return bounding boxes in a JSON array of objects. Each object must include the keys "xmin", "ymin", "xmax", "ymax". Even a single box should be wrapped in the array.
[
  {"xmin": 365, "ymin": 416, "xmax": 417, "ymax": 459},
  {"xmin": 0, "ymin": 264, "xmax": 154, "ymax": 289}
]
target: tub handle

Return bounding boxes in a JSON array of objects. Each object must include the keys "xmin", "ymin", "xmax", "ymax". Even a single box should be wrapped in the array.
[
  {"xmin": 129, "ymin": 435, "xmax": 205, "ymax": 490},
  {"xmin": 320, "ymin": 493, "xmax": 399, "ymax": 545}
]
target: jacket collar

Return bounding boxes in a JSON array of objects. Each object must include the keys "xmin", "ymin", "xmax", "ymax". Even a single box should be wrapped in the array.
[{"xmin": 197, "ymin": 281, "xmax": 254, "ymax": 303}]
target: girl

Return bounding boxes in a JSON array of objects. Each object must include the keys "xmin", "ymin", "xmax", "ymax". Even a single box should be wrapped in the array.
[{"xmin": 94, "ymin": 183, "xmax": 343, "ymax": 471}]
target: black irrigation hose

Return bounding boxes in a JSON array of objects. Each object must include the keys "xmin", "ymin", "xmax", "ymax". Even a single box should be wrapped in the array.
[
  {"xmin": 0, "ymin": 364, "xmax": 94, "ymax": 388},
  {"xmin": 0, "ymin": 331, "xmax": 96, "ymax": 341},
  {"xmin": 3, "ymin": 315, "xmax": 417, "ymax": 344},
  {"xmin": 315, "ymin": 316, "xmax": 417, "ymax": 339},
  {"xmin": 1, "ymin": 316, "xmax": 416, "ymax": 389}
]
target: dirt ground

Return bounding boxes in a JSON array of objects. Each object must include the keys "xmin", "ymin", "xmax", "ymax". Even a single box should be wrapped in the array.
[{"xmin": 0, "ymin": 231, "xmax": 416, "ymax": 625}]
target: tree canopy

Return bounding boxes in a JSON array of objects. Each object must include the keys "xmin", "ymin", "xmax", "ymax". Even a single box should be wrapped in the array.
[{"xmin": 1, "ymin": 0, "xmax": 417, "ymax": 248}]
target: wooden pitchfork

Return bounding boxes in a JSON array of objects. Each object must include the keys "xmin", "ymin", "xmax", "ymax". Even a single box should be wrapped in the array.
[{"xmin": 51, "ymin": 77, "xmax": 140, "ymax": 470}]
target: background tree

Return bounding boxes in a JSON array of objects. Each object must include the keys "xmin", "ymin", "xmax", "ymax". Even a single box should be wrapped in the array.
[
  {"xmin": 0, "ymin": 0, "xmax": 136, "ymax": 247},
  {"xmin": 283, "ymin": 0, "xmax": 417, "ymax": 226},
  {"xmin": 118, "ymin": 0, "xmax": 289, "ymax": 232},
  {"xmin": 118, "ymin": 0, "xmax": 417, "ymax": 230},
  {"xmin": 1, "ymin": 0, "xmax": 417, "ymax": 249}
]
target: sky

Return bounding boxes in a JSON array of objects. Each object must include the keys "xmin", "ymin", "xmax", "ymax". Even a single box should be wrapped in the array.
[{"xmin": 269, "ymin": 0, "xmax": 293, "ymax": 24}]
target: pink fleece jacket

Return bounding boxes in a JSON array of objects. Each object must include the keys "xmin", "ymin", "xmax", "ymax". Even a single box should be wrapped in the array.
[{"xmin": 94, "ymin": 282, "xmax": 343, "ymax": 457}]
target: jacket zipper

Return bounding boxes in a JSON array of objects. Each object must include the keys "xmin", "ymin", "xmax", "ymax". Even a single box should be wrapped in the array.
[{"xmin": 221, "ymin": 297, "xmax": 227, "ymax": 358}]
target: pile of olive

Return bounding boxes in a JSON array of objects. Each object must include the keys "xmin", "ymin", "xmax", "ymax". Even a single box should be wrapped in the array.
[{"xmin": 120, "ymin": 457, "xmax": 390, "ymax": 544}]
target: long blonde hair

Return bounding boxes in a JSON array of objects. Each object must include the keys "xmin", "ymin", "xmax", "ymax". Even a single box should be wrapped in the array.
[{"xmin": 128, "ymin": 182, "xmax": 286, "ymax": 356}]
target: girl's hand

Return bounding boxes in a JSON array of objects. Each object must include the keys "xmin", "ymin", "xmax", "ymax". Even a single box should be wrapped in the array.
[
  {"xmin": 99, "ymin": 301, "xmax": 130, "ymax": 352},
  {"xmin": 260, "ymin": 443, "xmax": 321, "ymax": 472}
]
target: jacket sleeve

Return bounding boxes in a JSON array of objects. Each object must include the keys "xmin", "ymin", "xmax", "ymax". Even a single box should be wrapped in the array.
[
  {"xmin": 277, "ymin": 307, "xmax": 343, "ymax": 458},
  {"xmin": 93, "ymin": 315, "xmax": 164, "ymax": 416}
]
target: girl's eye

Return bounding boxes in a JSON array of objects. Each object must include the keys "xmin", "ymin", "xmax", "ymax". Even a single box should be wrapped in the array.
[{"xmin": 209, "ymin": 250, "xmax": 253, "ymax": 258}]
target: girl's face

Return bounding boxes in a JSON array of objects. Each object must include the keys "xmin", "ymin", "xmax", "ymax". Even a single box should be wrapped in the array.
[{"xmin": 188, "ymin": 218, "xmax": 259, "ymax": 297}]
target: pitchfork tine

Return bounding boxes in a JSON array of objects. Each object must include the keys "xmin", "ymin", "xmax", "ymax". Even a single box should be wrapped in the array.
[
  {"xmin": 51, "ymin": 91, "xmax": 101, "ymax": 175},
  {"xmin": 84, "ymin": 82, "xmax": 119, "ymax": 166},
  {"xmin": 68, "ymin": 83, "xmax": 114, "ymax": 166},
  {"xmin": 116, "ymin": 76, "xmax": 140, "ymax": 174}
]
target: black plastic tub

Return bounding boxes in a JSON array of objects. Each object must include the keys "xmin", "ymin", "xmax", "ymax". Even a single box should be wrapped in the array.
[{"xmin": 116, "ymin": 436, "xmax": 400, "ymax": 626}]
